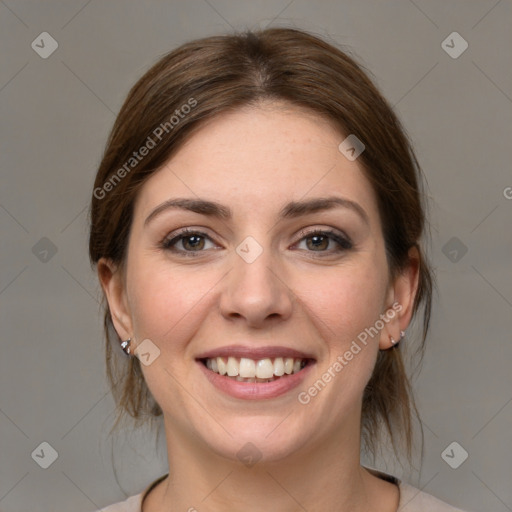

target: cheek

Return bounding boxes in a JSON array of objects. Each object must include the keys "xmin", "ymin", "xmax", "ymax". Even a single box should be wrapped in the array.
[
  {"xmin": 127, "ymin": 257, "xmax": 217, "ymax": 351},
  {"xmin": 298, "ymin": 260, "xmax": 388, "ymax": 345},
  {"xmin": 303, "ymin": 266, "xmax": 387, "ymax": 411}
]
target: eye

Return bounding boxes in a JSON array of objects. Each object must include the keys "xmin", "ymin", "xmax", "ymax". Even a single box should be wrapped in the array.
[
  {"xmin": 160, "ymin": 227, "xmax": 353, "ymax": 257},
  {"xmin": 160, "ymin": 229, "xmax": 216, "ymax": 256},
  {"xmin": 294, "ymin": 229, "xmax": 353, "ymax": 253}
]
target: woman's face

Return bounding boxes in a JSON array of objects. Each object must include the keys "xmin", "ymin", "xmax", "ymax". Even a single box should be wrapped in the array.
[{"xmin": 102, "ymin": 102, "xmax": 412, "ymax": 462}]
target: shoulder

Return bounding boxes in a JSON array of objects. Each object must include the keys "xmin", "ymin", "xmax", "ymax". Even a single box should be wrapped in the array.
[
  {"xmin": 91, "ymin": 492, "xmax": 143, "ymax": 512},
  {"xmin": 364, "ymin": 466, "xmax": 469, "ymax": 512},
  {"xmin": 92, "ymin": 473, "xmax": 168, "ymax": 512},
  {"xmin": 93, "ymin": 471, "xmax": 470, "ymax": 512},
  {"xmin": 398, "ymin": 481, "xmax": 468, "ymax": 511}
]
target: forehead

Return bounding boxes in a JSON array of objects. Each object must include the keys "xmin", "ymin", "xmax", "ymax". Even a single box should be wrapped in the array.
[{"xmin": 134, "ymin": 103, "xmax": 380, "ymax": 225}]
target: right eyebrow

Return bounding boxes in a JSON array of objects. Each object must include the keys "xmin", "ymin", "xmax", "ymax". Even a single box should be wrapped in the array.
[{"xmin": 144, "ymin": 198, "xmax": 232, "ymax": 227}]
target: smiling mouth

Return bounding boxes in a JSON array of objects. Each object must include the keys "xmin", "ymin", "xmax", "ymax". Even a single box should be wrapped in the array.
[{"xmin": 198, "ymin": 356, "xmax": 313, "ymax": 383}]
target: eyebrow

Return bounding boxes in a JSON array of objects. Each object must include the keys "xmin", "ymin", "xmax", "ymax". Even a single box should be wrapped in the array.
[{"xmin": 144, "ymin": 195, "xmax": 369, "ymax": 227}]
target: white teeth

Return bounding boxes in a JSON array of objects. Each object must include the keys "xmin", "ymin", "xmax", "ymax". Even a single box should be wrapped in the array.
[
  {"xmin": 217, "ymin": 357, "xmax": 227, "ymax": 375},
  {"xmin": 204, "ymin": 356, "xmax": 309, "ymax": 379},
  {"xmin": 226, "ymin": 357, "xmax": 239, "ymax": 377},
  {"xmin": 273, "ymin": 357, "xmax": 285, "ymax": 376},
  {"xmin": 239, "ymin": 358, "xmax": 256, "ymax": 378},
  {"xmin": 256, "ymin": 358, "xmax": 274, "ymax": 379}
]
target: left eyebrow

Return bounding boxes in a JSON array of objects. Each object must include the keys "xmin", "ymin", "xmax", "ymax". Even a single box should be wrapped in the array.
[
  {"xmin": 144, "ymin": 195, "xmax": 369, "ymax": 227},
  {"xmin": 279, "ymin": 196, "xmax": 369, "ymax": 226}
]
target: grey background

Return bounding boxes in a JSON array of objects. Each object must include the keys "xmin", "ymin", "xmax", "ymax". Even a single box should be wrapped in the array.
[{"xmin": 0, "ymin": 1, "xmax": 511, "ymax": 511}]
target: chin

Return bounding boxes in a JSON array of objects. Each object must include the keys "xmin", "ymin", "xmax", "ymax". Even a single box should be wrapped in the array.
[{"xmin": 195, "ymin": 415, "xmax": 311, "ymax": 465}]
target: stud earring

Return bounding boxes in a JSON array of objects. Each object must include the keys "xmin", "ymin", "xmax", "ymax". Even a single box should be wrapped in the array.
[
  {"xmin": 120, "ymin": 338, "xmax": 132, "ymax": 356},
  {"xmin": 390, "ymin": 330, "xmax": 406, "ymax": 347}
]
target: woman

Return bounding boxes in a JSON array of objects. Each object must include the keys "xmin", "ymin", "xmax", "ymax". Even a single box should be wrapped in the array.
[{"xmin": 89, "ymin": 28, "xmax": 469, "ymax": 512}]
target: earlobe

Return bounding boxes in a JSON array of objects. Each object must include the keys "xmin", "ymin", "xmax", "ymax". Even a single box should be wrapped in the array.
[
  {"xmin": 97, "ymin": 257, "xmax": 133, "ymax": 342},
  {"xmin": 379, "ymin": 246, "xmax": 420, "ymax": 350}
]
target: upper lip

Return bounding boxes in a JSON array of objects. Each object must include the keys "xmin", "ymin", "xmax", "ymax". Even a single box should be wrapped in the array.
[{"xmin": 195, "ymin": 345, "xmax": 316, "ymax": 361}]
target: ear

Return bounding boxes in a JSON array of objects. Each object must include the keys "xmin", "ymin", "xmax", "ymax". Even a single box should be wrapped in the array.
[
  {"xmin": 379, "ymin": 245, "xmax": 420, "ymax": 350},
  {"xmin": 97, "ymin": 257, "xmax": 133, "ymax": 342}
]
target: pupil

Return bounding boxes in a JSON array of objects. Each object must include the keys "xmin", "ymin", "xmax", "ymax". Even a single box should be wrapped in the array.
[
  {"xmin": 308, "ymin": 235, "xmax": 327, "ymax": 250},
  {"xmin": 185, "ymin": 235, "xmax": 203, "ymax": 250}
]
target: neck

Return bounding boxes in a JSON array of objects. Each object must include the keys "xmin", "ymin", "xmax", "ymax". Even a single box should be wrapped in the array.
[{"xmin": 146, "ymin": 417, "xmax": 392, "ymax": 512}]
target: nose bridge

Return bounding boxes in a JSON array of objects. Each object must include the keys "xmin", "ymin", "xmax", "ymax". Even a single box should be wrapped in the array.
[{"xmin": 219, "ymin": 234, "xmax": 293, "ymax": 325}]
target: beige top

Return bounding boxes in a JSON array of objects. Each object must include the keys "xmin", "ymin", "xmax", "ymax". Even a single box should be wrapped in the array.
[{"xmin": 94, "ymin": 467, "xmax": 468, "ymax": 511}]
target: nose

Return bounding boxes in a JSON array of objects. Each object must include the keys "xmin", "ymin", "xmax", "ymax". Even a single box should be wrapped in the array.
[{"xmin": 218, "ymin": 241, "xmax": 294, "ymax": 328}]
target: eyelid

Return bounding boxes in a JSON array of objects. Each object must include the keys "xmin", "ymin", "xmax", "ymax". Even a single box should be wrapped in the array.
[
  {"xmin": 295, "ymin": 226, "xmax": 350, "ymax": 242},
  {"xmin": 293, "ymin": 227, "xmax": 353, "ymax": 250},
  {"xmin": 161, "ymin": 227, "xmax": 219, "ymax": 249}
]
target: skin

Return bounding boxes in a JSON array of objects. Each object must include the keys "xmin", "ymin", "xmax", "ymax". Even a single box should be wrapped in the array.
[{"xmin": 99, "ymin": 101, "xmax": 419, "ymax": 512}]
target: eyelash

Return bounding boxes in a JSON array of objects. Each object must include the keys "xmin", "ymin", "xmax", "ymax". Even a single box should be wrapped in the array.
[{"xmin": 160, "ymin": 228, "xmax": 353, "ymax": 257}]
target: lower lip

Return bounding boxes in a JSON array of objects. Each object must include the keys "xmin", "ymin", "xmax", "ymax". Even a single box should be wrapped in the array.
[{"xmin": 196, "ymin": 360, "xmax": 315, "ymax": 400}]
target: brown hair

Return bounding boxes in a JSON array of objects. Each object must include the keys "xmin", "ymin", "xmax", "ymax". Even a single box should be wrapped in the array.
[{"xmin": 89, "ymin": 27, "xmax": 433, "ymax": 467}]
